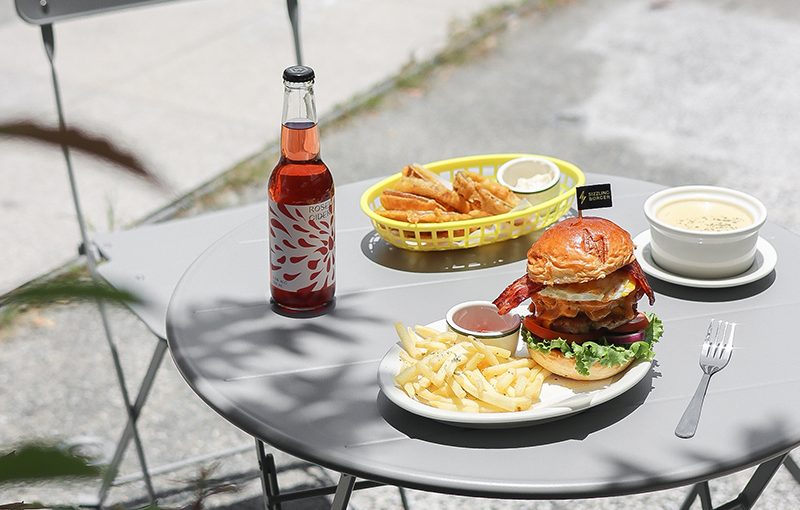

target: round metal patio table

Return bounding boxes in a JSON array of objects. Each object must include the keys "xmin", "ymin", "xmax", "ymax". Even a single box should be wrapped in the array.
[{"xmin": 166, "ymin": 173, "xmax": 800, "ymax": 509}]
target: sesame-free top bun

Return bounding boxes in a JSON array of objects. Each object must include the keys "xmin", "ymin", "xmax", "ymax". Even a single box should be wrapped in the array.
[
  {"xmin": 528, "ymin": 347, "xmax": 633, "ymax": 381},
  {"xmin": 527, "ymin": 217, "xmax": 636, "ymax": 285}
]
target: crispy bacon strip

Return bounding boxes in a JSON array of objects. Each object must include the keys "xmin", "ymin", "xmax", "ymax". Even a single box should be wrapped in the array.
[
  {"xmin": 493, "ymin": 275, "xmax": 544, "ymax": 315},
  {"xmin": 626, "ymin": 260, "xmax": 655, "ymax": 305},
  {"xmin": 494, "ymin": 260, "xmax": 653, "ymax": 315}
]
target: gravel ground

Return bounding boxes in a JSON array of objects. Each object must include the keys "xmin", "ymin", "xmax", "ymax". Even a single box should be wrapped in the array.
[{"xmin": 3, "ymin": 0, "xmax": 800, "ymax": 508}]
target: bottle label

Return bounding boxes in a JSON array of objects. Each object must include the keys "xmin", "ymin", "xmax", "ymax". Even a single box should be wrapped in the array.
[{"xmin": 269, "ymin": 198, "xmax": 335, "ymax": 293}]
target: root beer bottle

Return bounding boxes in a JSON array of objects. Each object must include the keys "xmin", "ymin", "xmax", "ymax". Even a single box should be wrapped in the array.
[{"xmin": 268, "ymin": 66, "xmax": 335, "ymax": 312}]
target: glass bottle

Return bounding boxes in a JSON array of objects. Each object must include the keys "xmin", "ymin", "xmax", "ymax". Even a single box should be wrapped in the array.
[{"xmin": 268, "ymin": 65, "xmax": 335, "ymax": 312}]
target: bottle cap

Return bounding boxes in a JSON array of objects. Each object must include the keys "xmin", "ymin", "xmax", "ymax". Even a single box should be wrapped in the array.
[{"xmin": 283, "ymin": 65, "xmax": 315, "ymax": 83}]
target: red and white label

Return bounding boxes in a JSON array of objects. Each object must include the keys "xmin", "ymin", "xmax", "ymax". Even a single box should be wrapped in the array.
[{"xmin": 268, "ymin": 198, "xmax": 335, "ymax": 292}]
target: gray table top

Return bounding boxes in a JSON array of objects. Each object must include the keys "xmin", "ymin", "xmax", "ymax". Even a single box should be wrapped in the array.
[{"xmin": 166, "ymin": 173, "xmax": 800, "ymax": 499}]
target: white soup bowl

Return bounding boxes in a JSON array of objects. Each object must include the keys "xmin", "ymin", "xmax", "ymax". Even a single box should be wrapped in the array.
[{"xmin": 643, "ymin": 186, "xmax": 767, "ymax": 279}]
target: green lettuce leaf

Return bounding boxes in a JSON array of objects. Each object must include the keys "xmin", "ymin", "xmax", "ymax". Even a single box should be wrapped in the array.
[
  {"xmin": 523, "ymin": 313, "xmax": 664, "ymax": 377},
  {"xmin": 644, "ymin": 312, "xmax": 663, "ymax": 345}
]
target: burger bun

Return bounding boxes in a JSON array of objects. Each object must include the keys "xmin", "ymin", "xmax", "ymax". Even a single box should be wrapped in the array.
[
  {"xmin": 528, "ymin": 347, "xmax": 633, "ymax": 381},
  {"xmin": 527, "ymin": 217, "xmax": 636, "ymax": 285}
]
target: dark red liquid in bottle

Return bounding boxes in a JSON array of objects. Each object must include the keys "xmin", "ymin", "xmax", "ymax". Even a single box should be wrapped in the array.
[{"xmin": 268, "ymin": 121, "xmax": 335, "ymax": 311}]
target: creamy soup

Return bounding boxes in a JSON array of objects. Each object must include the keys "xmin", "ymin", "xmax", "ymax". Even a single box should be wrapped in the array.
[{"xmin": 657, "ymin": 199, "xmax": 753, "ymax": 232}]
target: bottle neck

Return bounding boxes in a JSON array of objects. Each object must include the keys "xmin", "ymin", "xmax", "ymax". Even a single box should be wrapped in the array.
[{"xmin": 281, "ymin": 80, "xmax": 319, "ymax": 161}]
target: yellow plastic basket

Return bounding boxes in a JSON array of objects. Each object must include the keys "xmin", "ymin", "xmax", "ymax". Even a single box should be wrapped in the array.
[{"xmin": 359, "ymin": 153, "xmax": 585, "ymax": 251}]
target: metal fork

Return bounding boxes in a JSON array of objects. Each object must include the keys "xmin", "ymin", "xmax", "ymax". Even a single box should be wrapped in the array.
[{"xmin": 675, "ymin": 319, "xmax": 736, "ymax": 439}]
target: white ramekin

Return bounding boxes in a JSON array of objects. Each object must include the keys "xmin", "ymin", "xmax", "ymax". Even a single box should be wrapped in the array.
[
  {"xmin": 643, "ymin": 186, "xmax": 767, "ymax": 278},
  {"xmin": 445, "ymin": 301, "xmax": 521, "ymax": 353},
  {"xmin": 496, "ymin": 157, "xmax": 561, "ymax": 205}
]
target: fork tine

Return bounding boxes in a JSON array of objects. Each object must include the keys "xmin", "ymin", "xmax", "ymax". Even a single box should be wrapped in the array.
[
  {"xmin": 701, "ymin": 320, "xmax": 714, "ymax": 356},
  {"xmin": 710, "ymin": 320, "xmax": 724, "ymax": 357},
  {"xmin": 710, "ymin": 321, "xmax": 722, "ymax": 358},
  {"xmin": 717, "ymin": 322, "xmax": 730, "ymax": 358},
  {"xmin": 721, "ymin": 322, "xmax": 736, "ymax": 362}
]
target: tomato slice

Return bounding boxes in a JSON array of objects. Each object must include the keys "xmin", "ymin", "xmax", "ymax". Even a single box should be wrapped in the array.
[
  {"xmin": 522, "ymin": 316, "xmax": 600, "ymax": 343},
  {"xmin": 608, "ymin": 312, "xmax": 650, "ymax": 334}
]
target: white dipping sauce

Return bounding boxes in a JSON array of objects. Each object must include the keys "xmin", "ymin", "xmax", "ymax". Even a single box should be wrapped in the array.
[
  {"xmin": 514, "ymin": 173, "xmax": 554, "ymax": 191},
  {"xmin": 498, "ymin": 158, "xmax": 559, "ymax": 192}
]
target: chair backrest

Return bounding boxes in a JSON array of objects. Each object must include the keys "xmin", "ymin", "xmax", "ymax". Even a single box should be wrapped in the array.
[
  {"xmin": 15, "ymin": 0, "xmax": 303, "ymax": 65},
  {"xmin": 15, "ymin": 0, "xmax": 176, "ymax": 24}
]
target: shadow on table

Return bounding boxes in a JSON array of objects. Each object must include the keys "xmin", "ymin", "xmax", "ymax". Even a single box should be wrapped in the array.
[
  {"xmin": 169, "ymin": 293, "xmax": 400, "ymax": 445},
  {"xmin": 175, "ymin": 294, "xmax": 384, "ymax": 372},
  {"xmin": 649, "ymin": 270, "xmax": 776, "ymax": 302},
  {"xmin": 360, "ymin": 230, "xmax": 543, "ymax": 273},
  {"xmin": 594, "ymin": 414, "xmax": 798, "ymax": 497},
  {"xmin": 378, "ymin": 365, "xmax": 657, "ymax": 449}
]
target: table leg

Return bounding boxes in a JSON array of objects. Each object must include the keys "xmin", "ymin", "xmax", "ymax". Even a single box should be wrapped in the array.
[
  {"xmin": 398, "ymin": 486, "xmax": 411, "ymax": 510},
  {"xmin": 697, "ymin": 481, "xmax": 712, "ymax": 510},
  {"xmin": 715, "ymin": 452, "xmax": 788, "ymax": 510},
  {"xmin": 783, "ymin": 454, "xmax": 800, "ymax": 485},
  {"xmin": 255, "ymin": 439, "xmax": 282, "ymax": 510},
  {"xmin": 679, "ymin": 483, "xmax": 700, "ymax": 510},
  {"xmin": 679, "ymin": 452, "xmax": 789, "ymax": 510},
  {"xmin": 331, "ymin": 473, "xmax": 356, "ymax": 510}
]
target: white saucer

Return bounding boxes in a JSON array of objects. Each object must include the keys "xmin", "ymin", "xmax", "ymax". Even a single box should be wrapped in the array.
[{"xmin": 633, "ymin": 231, "xmax": 777, "ymax": 289}]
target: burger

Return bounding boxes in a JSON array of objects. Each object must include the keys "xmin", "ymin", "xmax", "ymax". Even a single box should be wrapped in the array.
[{"xmin": 493, "ymin": 216, "xmax": 663, "ymax": 381}]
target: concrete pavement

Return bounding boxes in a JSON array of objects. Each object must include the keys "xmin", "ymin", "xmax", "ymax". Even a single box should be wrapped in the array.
[
  {"xmin": 3, "ymin": 0, "xmax": 800, "ymax": 508},
  {"xmin": 0, "ymin": 0, "xmax": 505, "ymax": 294}
]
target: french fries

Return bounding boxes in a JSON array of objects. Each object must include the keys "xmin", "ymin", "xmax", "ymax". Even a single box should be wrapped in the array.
[
  {"xmin": 393, "ymin": 323, "xmax": 550, "ymax": 413},
  {"xmin": 376, "ymin": 164, "xmax": 520, "ymax": 225}
]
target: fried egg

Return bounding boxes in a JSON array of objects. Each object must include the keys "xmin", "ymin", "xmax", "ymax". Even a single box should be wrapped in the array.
[{"xmin": 538, "ymin": 269, "xmax": 636, "ymax": 302}]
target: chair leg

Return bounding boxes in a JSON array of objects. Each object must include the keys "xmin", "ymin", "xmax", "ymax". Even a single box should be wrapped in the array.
[
  {"xmin": 41, "ymin": 23, "xmax": 159, "ymax": 506},
  {"xmin": 97, "ymin": 338, "xmax": 167, "ymax": 505},
  {"xmin": 285, "ymin": 0, "xmax": 302, "ymax": 65}
]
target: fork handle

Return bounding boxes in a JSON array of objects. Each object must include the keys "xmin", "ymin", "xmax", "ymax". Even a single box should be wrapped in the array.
[{"xmin": 675, "ymin": 373, "xmax": 712, "ymax": 439}]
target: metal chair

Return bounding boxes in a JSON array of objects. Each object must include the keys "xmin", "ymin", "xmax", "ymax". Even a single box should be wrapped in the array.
[{"xmin": 13, "ymin": 0, "xmax": 302, "ymax": 505}]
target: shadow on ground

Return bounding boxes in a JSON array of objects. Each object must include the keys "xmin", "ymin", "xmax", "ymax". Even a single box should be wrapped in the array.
[{"xmin": 211, "ymin": 495, "xmax": 332, "ymax": 510}]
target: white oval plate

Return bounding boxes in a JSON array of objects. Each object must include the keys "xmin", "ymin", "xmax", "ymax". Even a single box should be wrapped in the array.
[
  {"xmin": 634, "ymin": 231, "xmax": 777, "ymax": 289},
  {"xmin": 378, "ymin": 320, "xmax": 652, "ymax": 428}
]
